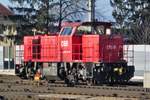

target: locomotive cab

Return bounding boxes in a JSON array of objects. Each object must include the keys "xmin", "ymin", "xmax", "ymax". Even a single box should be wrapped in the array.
[
  {"xmin": 60, "ymin": 22, "xmax": 112, "ymax": 35},
  {"xmin": 58, "ymin": 22, "xmax": 112, "ymax": 62}
]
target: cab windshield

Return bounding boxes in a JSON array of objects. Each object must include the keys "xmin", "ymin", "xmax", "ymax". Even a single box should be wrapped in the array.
[{"xmin": 61, "ymin": 27, "xmax": 73, "ymax": 35}]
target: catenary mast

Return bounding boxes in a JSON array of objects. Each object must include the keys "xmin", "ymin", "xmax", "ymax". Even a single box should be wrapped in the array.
[{"xmin": 88, "ymin": 0, "xmax": 95, "ymax": 22}]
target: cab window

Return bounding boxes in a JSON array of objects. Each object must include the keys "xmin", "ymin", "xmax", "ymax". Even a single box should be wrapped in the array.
[
  {"xmin": 76, "ymin": 26, "xmax": 91, "ymax": 35},
  {"xmin": 61, "ymin": 27, "xmax": 73, "ymax": 35},
  {"xmin": 76, "ymin": 25, "xmax": 105, "ymax": 35}
]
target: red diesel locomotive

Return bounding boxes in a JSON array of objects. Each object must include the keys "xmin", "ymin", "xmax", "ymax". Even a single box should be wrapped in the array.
[{"xmin": 16, "ymin": 22, "xmax": 134, "ymax": 85}]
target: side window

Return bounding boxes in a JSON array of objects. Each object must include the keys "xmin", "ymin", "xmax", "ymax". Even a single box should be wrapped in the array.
[
  {"xmin": 96, "ymin": 25, "xmax": 105, "ymax": 34},
  {"xmin": 76, "ymin": 26, "xmax": 92, "ymax": 35},
  {"xmin": 61, "ymin": 27, "xmax": 72, "ymax": 35},
  {"xmin": 76, "ymin": 25, "xmax": 106, "ymax": 35}
]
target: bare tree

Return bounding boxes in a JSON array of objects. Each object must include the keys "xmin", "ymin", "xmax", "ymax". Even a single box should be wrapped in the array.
[
  {"xmin": 49, "ymin": 0, "xmax": 87, "ymax": 29},
  {"xmin": 10, "ymin": 0, "xmax": 88, "ymax": 31},
  {"xmin": 110, "ymin": 0, "xmax": 150, "ymax": 44},
  {"xmin": 130, "ymin": 10, "xmax": 150, "ymax": 44}
]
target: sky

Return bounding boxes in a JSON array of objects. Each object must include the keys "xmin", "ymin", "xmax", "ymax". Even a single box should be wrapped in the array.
[
  {"xmin": 0, "ymin": 0, "xmax": 12, "ymax": 6},
  {"xmin": 96, "ymin": 0, "xmax": 114, "ymax": 21}
]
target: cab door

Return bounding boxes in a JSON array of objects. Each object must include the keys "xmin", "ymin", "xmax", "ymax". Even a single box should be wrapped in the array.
[{"xmin": 59, "ymin": 27, "xmax": 73, "ymax": 62}]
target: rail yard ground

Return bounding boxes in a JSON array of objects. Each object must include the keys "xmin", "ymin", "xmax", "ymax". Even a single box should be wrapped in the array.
[{"xmin": 0, "ymin": 75, "xmax": 150, "ymax": 100}]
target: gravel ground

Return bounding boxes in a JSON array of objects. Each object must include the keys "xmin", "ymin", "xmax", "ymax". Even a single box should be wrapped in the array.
[{"xmin": 0, "ymin": 75, "xmax": 149, "ymax": 100}]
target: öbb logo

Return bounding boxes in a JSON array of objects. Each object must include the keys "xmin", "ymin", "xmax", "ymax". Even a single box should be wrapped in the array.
[{"xmin": 61, "ymin": 40, "xmax": 68, "ymax": 47}]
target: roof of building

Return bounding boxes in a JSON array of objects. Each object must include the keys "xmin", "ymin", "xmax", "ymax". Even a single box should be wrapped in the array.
[{"xmin": 0, "ymin": 3, "xmax": 13, "ymax": 16}]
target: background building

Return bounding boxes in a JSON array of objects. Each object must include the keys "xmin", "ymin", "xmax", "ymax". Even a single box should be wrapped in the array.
[
  {"xmin": 0, "ymin": 3, "xmax": 16, "ymax": 74},
  {"xmin": 0, "ymin": 3, "xmax": 17, "ymax": 46}
]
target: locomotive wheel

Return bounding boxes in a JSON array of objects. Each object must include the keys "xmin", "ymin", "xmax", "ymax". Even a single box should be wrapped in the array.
[
  {"xmin": 65, "ymin": 75, "xmax": 76, "ymax": 87},
  {"xmin": 58, "ymin": 63, "xmax": 69, "ymax": 80},
  {"xmin": 86, "ymin": 78, "xmax": 93, "ymax": 86}
]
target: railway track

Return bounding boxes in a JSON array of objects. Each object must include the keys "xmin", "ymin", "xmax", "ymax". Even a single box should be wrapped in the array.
[
  {"xmin": 0, "ymin": 75, "xmax": 150, "ymax": 100},
  {"xmin": 47, "ymin": 83, "xmax": 150, "ymax": 98},
  {"xmin": 0, "ymin": 83, "xmax": 149, "ymax": 100}
]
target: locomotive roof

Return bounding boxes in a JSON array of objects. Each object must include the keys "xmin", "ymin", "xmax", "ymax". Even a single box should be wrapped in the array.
[{"xmin": 62, "ymin": 21, "xmax": 112, "ymax": 27}]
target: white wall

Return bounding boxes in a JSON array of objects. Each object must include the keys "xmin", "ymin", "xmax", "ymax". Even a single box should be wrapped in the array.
[
  {"xmin": 124, "ymin": 45, "xmax": 150, "ymax": 88},
  {"xmin": 124, "ymin": 45, "xmax": 150, "ymax": 71}
]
